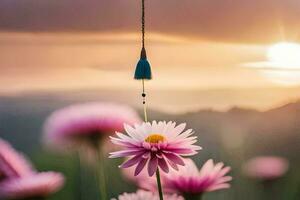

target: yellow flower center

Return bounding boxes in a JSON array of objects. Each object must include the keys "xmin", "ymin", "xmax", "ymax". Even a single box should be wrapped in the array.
[{"xmin": 145, "ymin": 134, "xmax": 165, "ymax": 143}]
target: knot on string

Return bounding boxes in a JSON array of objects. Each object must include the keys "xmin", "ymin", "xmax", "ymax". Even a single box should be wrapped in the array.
[{"xmin": 142, "ymin": 93, "xmax": 146, "ymax": 104}]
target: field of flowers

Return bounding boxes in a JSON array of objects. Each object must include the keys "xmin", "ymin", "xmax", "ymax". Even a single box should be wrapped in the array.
[{"xmin": 1, "ymin": 100, "xmax": 299, "ymax": 200}]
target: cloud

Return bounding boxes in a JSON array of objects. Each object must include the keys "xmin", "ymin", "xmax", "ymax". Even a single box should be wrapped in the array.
[{"xmin": 0, "ymin": 0, "xmax": 300, "ymax": 43}]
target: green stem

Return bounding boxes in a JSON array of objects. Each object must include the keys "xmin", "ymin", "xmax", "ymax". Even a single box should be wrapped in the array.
[
  {"xmin": 156, "ymin": 169, "xmax": 164, "ymax": 200},
  {"xmin": 262, "ymin": 181, "xmax": 277, "ymax": 200},
  {"xmin": 96, "ymin": 146, "xmax": 108, "ymax": 200},
  {"xmin": 77, "ymin": 151, "xmax": 84, "ymax": 200}
]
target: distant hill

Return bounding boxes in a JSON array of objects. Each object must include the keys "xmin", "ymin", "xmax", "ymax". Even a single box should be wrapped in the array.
[
  {"xmin": 149, "ymin": 101, "xmax": 300, "ymax": 162},
  {"xmin": 1, "ymin": 94, "xmax": 299, "ymax": 163},
  {"xmin": 2, "ymin": 86, "xmax": 300, "ymax": 113}
]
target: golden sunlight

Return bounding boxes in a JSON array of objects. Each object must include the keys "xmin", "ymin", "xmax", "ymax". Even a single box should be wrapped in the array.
[
  {"xmin": 262, "ymin": 42, "xmax": 300, "ymax": 85},
  {"xmin": 244, "ymin": 42, "xmax": 300, "ymax": 86},
  {"xmin": 267, "ymin": 42, "xmax": 300, "ymax": 68}
]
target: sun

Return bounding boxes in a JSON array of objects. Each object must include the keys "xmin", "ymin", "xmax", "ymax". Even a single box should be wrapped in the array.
[
  {"xmin": 262, "ymin": 42, "xmax": 300, "ymax": 85},
  {"xmin": 244, "ymin": 42, "xmax": 300, "ymax": 86},
  {"xmin": 267, "ymin": 42, "xmax": 300, "ymax": 68}
]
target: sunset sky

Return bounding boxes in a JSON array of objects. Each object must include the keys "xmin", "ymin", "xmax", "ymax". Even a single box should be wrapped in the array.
[{"xmin": 1, "ymin": 0, "xmax": 300, "ymax": 110}]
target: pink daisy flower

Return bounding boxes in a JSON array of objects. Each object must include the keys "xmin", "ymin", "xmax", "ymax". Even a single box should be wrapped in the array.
[
  {"xmin": 0, "ymin": 138, "xmax": 34, "ymax": 179},
  {"xmin": 0, "ymin": 172, "xmax": 65, "ymax": 199},
  {"xmin": 163, "ymin": 159, "xmax": 232, "ymax": 197},
  {"xmin": 242, "ymin": 156, "xmax": 289, "ymax": 180},
  {"xmin": 112, "ymin": 190, "xmax": 184, "ymax": 200},
  {"xmin": 110, "ymin": 121, "xmax": 201, "ymax": 176},
  {"xmin": 43, "ymin": 102, "xmax": 141, "ymax": 150}
]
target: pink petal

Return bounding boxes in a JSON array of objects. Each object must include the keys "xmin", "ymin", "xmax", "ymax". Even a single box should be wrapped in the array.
[
  {"xmin": 207, "ymin": 183, "xmax": 231, "ymax": 192},
  {"xmin": 158, "ymin": 158, "xmax": 169, "ymax": 173},
  {"xmin": 134, "ymin": 158, "xmax": 148, "ymax": 176},
  {"xmin": 163, "ymin": 153, "xmax": 185, "ymax": 166},
  {"xmin": 164, "ymin": 156, "xmax": 179, "ymax": 171},
  {"xmin": 120, "ymin": 153, "xmax": 145, "ymax": 168},
  {"xmin": 148, "ymin": 155, "xmax": 158, "ymax": 176},
  {"xmin": 173, "ymin": 123, "xmax": 186, "ymax": 135},
  {"xmin": 164, "ymin": 148, "xmax": 194, "ymax": 155},
  {"xmin": 0, "ymin": 139, "xmax": 35, "ymax": 178},
  {"xmin": 109, "ymin": 149, "xmax": 144, "ymax": 158},
  {"xmin": 214, "ymin": 176, "xmax": 233, "ymax": 185},
  {"xmin": 110, "ymin": 137, "xmax": 139, "ymax": 148}
]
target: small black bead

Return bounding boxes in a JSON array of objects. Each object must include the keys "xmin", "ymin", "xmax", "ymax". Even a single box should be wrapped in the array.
[
  {"xmin": 142, "ymin": 93, "xmax": 146, "ymax": 97},
  {"xmin": 143, "ymin": 101, "xmax": 145, "ymax": 104}
]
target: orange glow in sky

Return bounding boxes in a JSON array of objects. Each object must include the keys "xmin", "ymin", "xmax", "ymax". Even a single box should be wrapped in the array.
[
  {"xmin": 1, "ymin": 0, "xmax": 300, "ymax": 111},
  {"xmin": 0, "ymin": 32, "xmax": 270, "ymax": 93}
]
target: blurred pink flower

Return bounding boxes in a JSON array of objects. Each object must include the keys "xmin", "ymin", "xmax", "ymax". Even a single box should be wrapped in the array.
[
  {"xmin": 112, "ymin": 190, "xmax": 184, "ymax": 200},
  {"xmin": 110, "ymin": 121, "xmax": 201, "ymax": 176},
  {"xmin": 0, "ymin": 138, "xmax": 34, "ymax": 179},
  {"xmin": 242, "ymin": 156, "xmax": 289, "ymax": 180},
  {"xmin": 0, "ymin": 172, "xmax": 65, "ymax": 199},
  {"xmin": 163, "ymin": 159, "xmax": 232, "ymax": 196},
  {"xmin": 0, "ymin": 139, "xmax": 65, "ymax": 199},
  {"xmin": 43, "ymin": 102, "xmax": 141, "ymax": 150}
]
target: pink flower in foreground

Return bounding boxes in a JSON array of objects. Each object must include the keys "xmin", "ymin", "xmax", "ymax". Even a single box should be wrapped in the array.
[
  {"xmin": 112, "ymin": 190, "xmax": 184, "ymax": 200},
  {"xmin": 110, "ymin": 121, "xmax": 201, "ymax": 176},
  {"xmin": 0, "ymin": 138, "xmax": 65, "ymax": 199},
  {"xmin": 163, "ymin": 159, "xmax": 232, "ymax": 197},
  {"xmin": 242, "ymin": 156, "xmax": 289, "ymax": 180},
  {"xmin": 43, "ymin": 102, "xmax": 141, "ymax": 150},
  {"xmin": 0, "ymin": 172, "xmax": 65, "ymax": 199},
  {"xmin": 0, "ymin": 139, "xmax": 34, "ymax": 179}
]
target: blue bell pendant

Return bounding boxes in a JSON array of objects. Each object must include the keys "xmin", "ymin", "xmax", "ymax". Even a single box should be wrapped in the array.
[{"xmin": 134, "ymin": 47, "xmax": 152, "ymax": 80}]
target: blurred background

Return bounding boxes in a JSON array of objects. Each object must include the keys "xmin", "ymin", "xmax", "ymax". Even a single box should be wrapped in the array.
[{"xmin": 0, "ymin": 0, "xmax": 300, "ymax": 199}]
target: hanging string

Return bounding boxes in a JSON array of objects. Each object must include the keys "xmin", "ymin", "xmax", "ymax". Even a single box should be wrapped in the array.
[
  {"xmin": 137, "ymin": 1, "xmax": 162, "ymax": 200},
  {"xmin": 141, "ymin": 0, "xmax": 148, "ymax": 122},
  {"xmin": 142, "ymin": 0, "xmax": 145, "ymax": 49}
]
